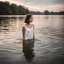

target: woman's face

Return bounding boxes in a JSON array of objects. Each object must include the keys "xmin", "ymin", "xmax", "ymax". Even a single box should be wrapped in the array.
[{"xmin": 29, "ymin": 16, "xmax": 33, "ymax": 23}]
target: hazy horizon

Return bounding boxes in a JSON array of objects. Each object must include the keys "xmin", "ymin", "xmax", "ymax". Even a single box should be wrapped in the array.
[{"xmin": 0, "ymin": 0, "xmax": 64, "ymax": 12}]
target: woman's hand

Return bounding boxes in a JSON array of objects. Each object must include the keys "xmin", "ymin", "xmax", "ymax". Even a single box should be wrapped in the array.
[{"xmin": 22, "ymin": 27, "xmax": 26, "ymax": 40}]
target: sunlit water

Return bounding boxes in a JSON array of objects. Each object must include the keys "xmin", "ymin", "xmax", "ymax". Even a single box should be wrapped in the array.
[{"xmin": 0, "ymin": 15, "xmax": 64, "ymax": 64}]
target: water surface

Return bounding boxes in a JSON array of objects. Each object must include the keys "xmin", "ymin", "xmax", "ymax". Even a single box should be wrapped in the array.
[{"xmin": 0, "ymin": 15, "xmax": 64, "ymax": 64}]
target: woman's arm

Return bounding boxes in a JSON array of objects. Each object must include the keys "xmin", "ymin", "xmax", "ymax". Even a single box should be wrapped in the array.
[
  {"xmin": 22, "ymin": 27, "xmax": 25, "ymax": 40},
  {"xmin": 33, "ymin": 25, "xmax": 35, "ymax": 39}
]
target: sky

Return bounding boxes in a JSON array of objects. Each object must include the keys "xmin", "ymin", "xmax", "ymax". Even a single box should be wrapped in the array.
[{"xmin": 0, "ymin": 0, "xmax": 64, "ymax": 12}]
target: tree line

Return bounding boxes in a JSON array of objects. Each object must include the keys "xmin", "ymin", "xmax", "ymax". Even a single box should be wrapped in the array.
[
  {"xmin": 0, "ymin": 1, "xmax": 29, "ymax": 15},
  {"xmin": 0, "ymin": 1, "xmax": 64, "ymax": 15},
  {"xmin": 43, "ymin": 10, "xmax": 64, "ymax": 15},
  {"xmin": 30, "ymin": 10, "xmax": 64, "ymax": 15}
]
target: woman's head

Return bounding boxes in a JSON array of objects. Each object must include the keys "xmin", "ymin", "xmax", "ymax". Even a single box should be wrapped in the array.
[{"xmin": 24, "ymin": 14, "xmax": 33, "ymax": 24}]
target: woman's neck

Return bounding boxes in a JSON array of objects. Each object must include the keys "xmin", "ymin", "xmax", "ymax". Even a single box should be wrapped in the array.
[
  {"xmin": 26, "ymin": 23, "xmax": 33, "ymax": 28},
  {"xmin": 26, "ymin": 23, "xmax": 31, "ymax": 25}
]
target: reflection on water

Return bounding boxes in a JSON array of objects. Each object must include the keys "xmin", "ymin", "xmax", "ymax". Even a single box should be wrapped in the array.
[
  {"xmin": 22, "ymin": 39, "xmax": 35, "ymax": 62},
  {"xmin": 0, "ymin": 15, "xmax": 64, "ymax": 64}
]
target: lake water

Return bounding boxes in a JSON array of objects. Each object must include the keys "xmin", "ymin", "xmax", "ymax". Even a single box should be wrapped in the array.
[{"xmin": 0, "ymin": 15, "xmax": 64, "ymax": 64}]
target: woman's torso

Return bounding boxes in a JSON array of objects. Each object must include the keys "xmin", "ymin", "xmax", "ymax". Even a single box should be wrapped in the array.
[{"xmin": 24, "ymin": 25, "xmax": 34, "ymax": 40}]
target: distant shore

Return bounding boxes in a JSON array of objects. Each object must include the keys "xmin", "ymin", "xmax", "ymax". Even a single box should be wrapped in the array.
[{"xmin": 0, "ymin": 1, "xmax": 64, "ymax": 15}]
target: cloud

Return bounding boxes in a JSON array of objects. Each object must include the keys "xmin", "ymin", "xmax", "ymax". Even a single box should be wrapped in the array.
[
  {"xmin": 25, "ymin": 4, "xmax": 64, "ymax": 12},
  {"xmin": 23, "ymin": 0, "xmax": 64, "ymax": 5},
  {"xmin": 1, "ymin": 0, "xmax": 64, "ymax": 5}
]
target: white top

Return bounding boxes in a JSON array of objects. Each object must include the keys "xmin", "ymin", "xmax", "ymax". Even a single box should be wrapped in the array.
[{"xmin": 24, "ymin": 25, "xmax": 34, "ymax": 40}]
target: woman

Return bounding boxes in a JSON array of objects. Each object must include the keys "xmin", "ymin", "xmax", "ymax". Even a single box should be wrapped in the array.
[
  {"xmin": 22, "ymin": 14, "xmax": 35, "ymax": 62},
  {"xmin": 22, "ymin": 14, "xmax": 35, "ymax": 44}
]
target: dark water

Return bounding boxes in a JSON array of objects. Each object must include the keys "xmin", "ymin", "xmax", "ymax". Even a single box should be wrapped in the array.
[{"xmin": 0, "ymin": 15, "xmax": 64, "ymax": 64}]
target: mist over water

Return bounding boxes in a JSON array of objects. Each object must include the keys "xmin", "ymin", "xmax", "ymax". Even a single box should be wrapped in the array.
[{"xmin": 0, "ymin": 15, "xmax": 64, "ymax": 64}]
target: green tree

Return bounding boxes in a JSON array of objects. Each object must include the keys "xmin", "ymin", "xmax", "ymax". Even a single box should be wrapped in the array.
[
  {"xmin": 44, "ymin": 10, "xmax": 49, "ymax": 15},
  {"xmin": 10, "ymin": 3, "xmax": 18, "ymax": 15},
  {"xmin": 0, "ymin": 1, "xmax": 29, "ymax": 15},
  {"xmin": 0, "ymin": 1, "xmax": 12, "ymax": 15},
  {"xmin": 25, "ymin": 7, "xmax": 29, "ymax": 14},
  {"xmin": 18, "ymin": 5, "xmax": 29, "ymax": 15}
]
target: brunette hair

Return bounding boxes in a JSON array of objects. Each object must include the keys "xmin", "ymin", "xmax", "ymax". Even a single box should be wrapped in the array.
[{"xmin": 24, "ymin": 14, "xmax": 32, "ymax": 24}]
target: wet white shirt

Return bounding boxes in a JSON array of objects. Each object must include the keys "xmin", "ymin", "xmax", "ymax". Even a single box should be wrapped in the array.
[{"xmin": 24, "ymin": 25, "xmax": 34, "ymax": 40}]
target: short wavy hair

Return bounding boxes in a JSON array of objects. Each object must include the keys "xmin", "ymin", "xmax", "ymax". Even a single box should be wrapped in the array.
[{"xmin": 24, "ymin": 14, "xmax": 32, "ymax": 24}]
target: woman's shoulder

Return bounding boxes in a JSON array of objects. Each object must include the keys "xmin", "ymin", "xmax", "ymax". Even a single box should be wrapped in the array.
[
  {"xmin": 22, "ymin": 25, "xmax": 26, "ymax": 30},
  {"xmin": 31, "ymin": 24, "xmax": 34, "ymax": 27},
  {"xmin": 31, "ymin": 24, "xmax": 34, "ymax": 28},
  {"xmin": 31, "ymin": 24, "xmax": 34, "ymax": 26}
]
